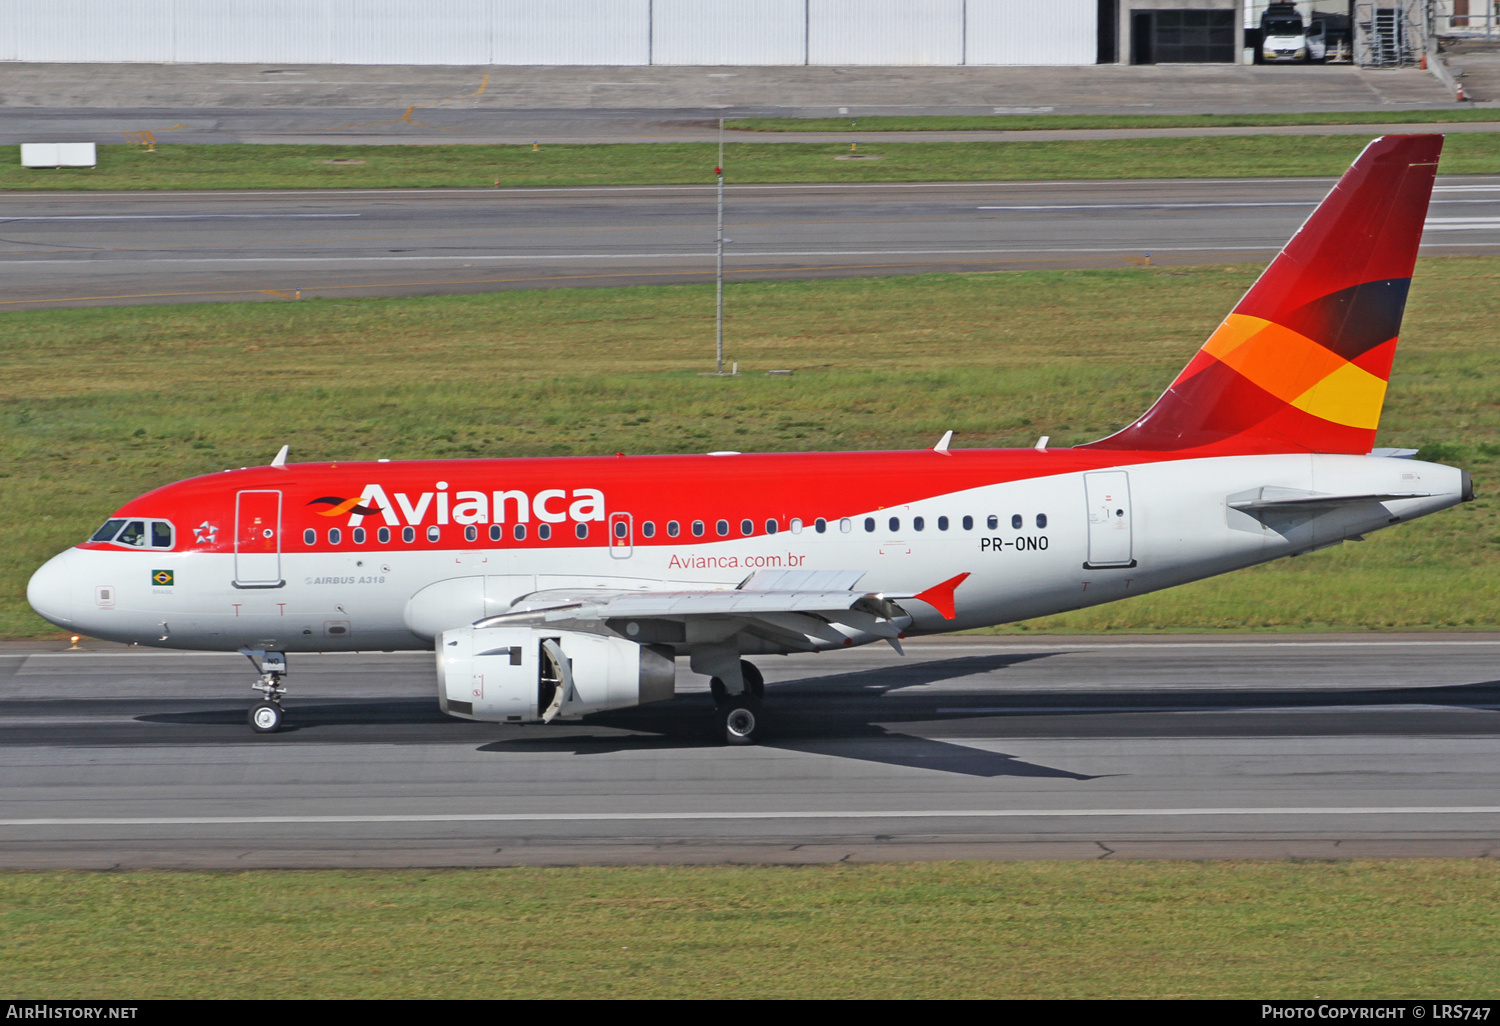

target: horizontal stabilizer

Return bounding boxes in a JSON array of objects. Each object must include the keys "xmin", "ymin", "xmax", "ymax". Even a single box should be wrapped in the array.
[{"xmin": 1228, "ymin": 487, "xmax": 1431, "ymax": 512}]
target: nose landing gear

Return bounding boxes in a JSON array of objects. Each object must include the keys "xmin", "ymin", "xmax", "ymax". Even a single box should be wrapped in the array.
[{"xmin": 243, "ymin": 650, "xmax": 287, "ymax": 734}]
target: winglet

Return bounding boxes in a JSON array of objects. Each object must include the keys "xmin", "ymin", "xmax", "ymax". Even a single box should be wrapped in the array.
[
  {"xmin": 270, "ymin": 445, "xmax": 289, "ymax": 468},
  {"xmin": 912, "ymin": 572, "xmax": 970, "ymax": 620},
  {"xmin": 933, "ymin": 430, "xmax": 953, "ymax": 454}
]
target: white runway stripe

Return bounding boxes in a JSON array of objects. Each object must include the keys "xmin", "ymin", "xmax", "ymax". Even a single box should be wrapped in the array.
[{"xmin": 6, "ymin": 807, "xmax": 1500, "ymax": 826}]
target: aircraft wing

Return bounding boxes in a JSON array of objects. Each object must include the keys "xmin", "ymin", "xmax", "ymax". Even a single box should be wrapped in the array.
[{"xmin": 472, "ymin": 569, "xmax": 926, "ymax": 650}]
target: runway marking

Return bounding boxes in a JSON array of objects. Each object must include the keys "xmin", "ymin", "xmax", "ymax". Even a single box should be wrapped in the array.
[
  {"xmin": 0, "ymin": 214, "xmax": 362, "ymax": 221},
  {"xmin": 1425, "ymin": 218, "xmax": 1500, "ymax": 230},
  {"xmin": 978, "ymin": 200, "xmax": 1496, "ymax": 211},
  {"xmin": 0, "ymin": 246, "xmax": 1286, "ymax": 266},
  {"xmin": 6, "ymin": 807, "xmax": 1500, "ymax": 827},
  {"xmin": 6, "ymin": 246, "xmax": 1496, "ymax": 307}
]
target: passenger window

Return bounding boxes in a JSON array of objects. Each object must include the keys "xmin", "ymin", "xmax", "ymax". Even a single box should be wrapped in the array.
[
  {"xmin": 378, "ymin": 527, "xmax": 391, "ymax": 544},
  {"xmin": 116, "ymin": 521, "xmax": 147, "ymax": 547},
  {"xmin": 538, "ymin": 524, "xmax": 551, "ymax": 541},
  {"xmin": 962, "ymin": 515, "xmax": 973, "ymax": 531},
  {"xmin": 765, "ymin": 519, "xmax": 778, "ymax": 535},
  {"xmin": 329, "ymin": 528, "xmax": 342, "ymax": 545},
  {"xmin": 937, "ymin": 516, "xmax": 949, "ymax": 531},
  {"xmin": 839, "ymin": 518, "xmax": 851, "ymax": 534},
  {"xmin": 692, "ymin": 520, "xmax": 705, "ymax": 537},
  {"xmin": 1012, "ymin": 514, "xmax": 1023, "ymax": 529},
  {"xmin": 150, "ymin": 522, "xmax": 173, "ymax": 548},
  {"xmin": 575, "ymin": 523, "xmax": 589, "ymax": 540},
  {"xmin": 513, "ymin": 524, "xmax": 527, "ymax": 541},
  {"xmin": 91, "ymin": 519, "xmax": 125, "ymax": 543},
  {"xmin": 614, "ymin": 521, "xmax": 628, "ymax": 538},
  {"xmin": 667, "ymin": 521, "xmax": 680, "ymax": 538},
  {"xmin": 465, "ymin": 525, "xmax": 478, "ymax": 542},
  {"xmin": 888, "ymin": 517, "xmax": 899, "ymax": 532},
  {"xmin": 790, "ymin": 518, "xmax": 803, "ymax": 535},
  {"xmin": 914, "ymin": 516, "xmax": 925, "ymax": 531},
  {"xmin": 303, "ymin": 529, "xmax": 316, "ymax": 545},
  {"xmin": 741, "ymin": 519, "xmax": 754, "ymax": 536},
  {"xmin": 716, "ymin": 520, "xmax": 729, "ymax": 537},
  {"xmin": 864, "ymin": 517, "xmax": 875, "ymax": 532},
  {"xmin": 1037, "ymin": 514, "xmax": 1048, "ymax": 529},
  {"xmin": 489, "ymin": 525, "xmax": 501, "ymax": 542},
  {"xmin": 642, "ymin": 521, "xmax": 656, "ymax": 538},
  {"xmin": 814, "ymin": 518, "xmax": 827, "ymax": 534},
  {"xmin": 987, "ymin": 515, "xmax": 998, "ymax": 530},
  {"xmin": 353, "ymin": 527, "xmax": 367, "ymax": 544},
  {"xmin": 402, "ymin": 526, "xmax": 415, "ymax": 543},
  {"xmin": 427, "ymin": 526, "xmax": 440, "ymax": 542}
]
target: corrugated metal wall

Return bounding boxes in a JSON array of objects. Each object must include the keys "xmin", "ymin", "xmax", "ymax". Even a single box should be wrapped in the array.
[
  {"xmin": 651, "ymin": 0, "xmax": 806, "ymax": 65},
  {"xmin": 5, "ymin": 0, "xmax": 1100, "ymax": 66},
  {"xmin": 492, "ymin": 0, "xmax": 651, "ymax": 66},
  {"xmin": 808, "ymin": 0, "xmax": 964, "ymax": 65},
  {"xmin": 966, "ymin": 0, "xmax": 1098, "ymax": 65}
]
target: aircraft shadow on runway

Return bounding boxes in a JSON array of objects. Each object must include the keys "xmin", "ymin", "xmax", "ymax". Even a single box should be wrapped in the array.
[{"xmin": 128, "ymin": 652, "xmax": 1500, "ymax": 778}]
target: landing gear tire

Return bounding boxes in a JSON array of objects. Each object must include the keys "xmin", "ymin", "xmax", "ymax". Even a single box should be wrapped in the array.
[
  {"xmin": 249, "ymin": 701, "xmax": 283, "ymax": 734},
  {"xmin": 718, "ymin": 698, "xmax": 763, "ymax": 746},
  {"xmin": 710, "ymin": 660, "xmax": 765, "ymax": 705}
]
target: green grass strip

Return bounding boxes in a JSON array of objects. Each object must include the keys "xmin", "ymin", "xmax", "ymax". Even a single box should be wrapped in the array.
[
  {"xmin": 4, "ymin": 260, "xmax": 1499, "ymax": 638},
  {"xmin": 4, "ymin": 861, "xmax": 1500, "ymax": 998},
  {"xmin": 729, "ymin": 110, "xmax": 1500, "ymax": 133},
  {"xmin": 4, "ymin": 133, "xmax": 1499, "ymax": 191}
]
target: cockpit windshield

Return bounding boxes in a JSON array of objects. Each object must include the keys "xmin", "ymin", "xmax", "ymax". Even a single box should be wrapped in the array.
[
  {"xmin": 90, "ymin": 519, "xmax": 126, "ymax": 542},
  {"xmin": 115, "ymin": 521, "xmax": 147, "ymax": 546},
  {"xmin": 87, "ymin": 518, "xmax": 174, "ymax": 549}
]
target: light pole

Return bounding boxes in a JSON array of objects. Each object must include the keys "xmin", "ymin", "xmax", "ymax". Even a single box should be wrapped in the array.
[{"xmin": 715, "ymin": 117, "xmax": 725, "ymax": 375}]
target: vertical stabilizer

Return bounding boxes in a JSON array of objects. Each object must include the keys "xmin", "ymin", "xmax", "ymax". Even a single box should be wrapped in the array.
[{"xmin": 1083, "ymin": 134, "xmax": 1442, "ymax": 455}]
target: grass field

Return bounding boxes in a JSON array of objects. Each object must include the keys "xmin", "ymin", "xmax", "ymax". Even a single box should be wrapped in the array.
[
  {"xmin": 5, "ymin": 133, "xmax": 1500, "ymax": 192},
  {"xmin": 3, "ymin": 861, "xmax": 1499, "ymax": 998},
  {"xmin": 4, "ymin": 258, "xmax": 1499, "ymax": 638},
  {"xmin": 729, "ymin": 110, "xmax": 1500, "ymax": 133}
]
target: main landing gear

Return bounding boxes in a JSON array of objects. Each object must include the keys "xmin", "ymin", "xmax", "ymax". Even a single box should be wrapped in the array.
[
  {"xmin": 244, "ymin": 650, "xmax": 287, "ymax": 734},
  {"xmin": 710, "ymin": 659, "xmax": 765, "ymax": 746}
]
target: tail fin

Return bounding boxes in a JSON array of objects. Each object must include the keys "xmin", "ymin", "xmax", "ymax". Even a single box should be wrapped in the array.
[{"xmin": 1082, "ymin": 134, "xmax": 1442, "ymax": 456}]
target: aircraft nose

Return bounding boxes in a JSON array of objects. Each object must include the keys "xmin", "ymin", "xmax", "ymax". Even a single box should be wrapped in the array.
[{"xmin": 27, "ymin": 550, "xmax": 75, "ymax": 628}]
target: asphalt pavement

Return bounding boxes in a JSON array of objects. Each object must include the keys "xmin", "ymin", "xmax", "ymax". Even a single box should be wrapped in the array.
[
  {"xmin": 3, "ymin": 635, "xmax": 1499, "ymax": 868},
  {"xmin": 3, "ymin": 175, "xmax": 1497, "ymax": 308}
]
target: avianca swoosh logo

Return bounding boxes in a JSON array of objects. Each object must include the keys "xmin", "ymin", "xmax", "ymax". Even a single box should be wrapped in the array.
[{"xmin": 307, "ymin": 496, "xmax": 384, "ymax": 517}]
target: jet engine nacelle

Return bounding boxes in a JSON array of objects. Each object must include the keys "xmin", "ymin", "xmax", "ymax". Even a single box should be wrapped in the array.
[{"xmin": 436, "ymin": 626, "xmax": 675, "ymax": 723}]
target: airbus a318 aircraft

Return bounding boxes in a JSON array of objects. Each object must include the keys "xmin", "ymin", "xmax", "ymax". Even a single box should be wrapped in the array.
[{"xmin": 27, "ymin": 135, "xmax": 1468, "ymax": 744}]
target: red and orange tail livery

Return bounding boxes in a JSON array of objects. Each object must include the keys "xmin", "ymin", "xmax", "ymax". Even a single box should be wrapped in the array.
[{"xmin": 1085, "ymin": 134, "xmax": 1442, "ymax": 457}]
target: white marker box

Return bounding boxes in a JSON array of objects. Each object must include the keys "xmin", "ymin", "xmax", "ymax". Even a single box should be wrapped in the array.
[{"xmin": 20, "ymin": 143, "xmax": 97, "ymax": 167}]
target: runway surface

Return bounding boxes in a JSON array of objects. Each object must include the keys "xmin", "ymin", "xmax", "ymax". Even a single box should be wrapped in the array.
[
  {"xmin": 3, "ymin": 635, "xmax": 1500, "ymax": 868},
  {"xmin": 5, "ymin": 176, "xmax": 1500, "ymax": 309}
]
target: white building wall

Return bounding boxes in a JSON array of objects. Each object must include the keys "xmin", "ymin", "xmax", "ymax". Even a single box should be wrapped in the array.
[
  {"xmin": 651, "ymin": 0, "xmax": 807, "ymax": 65},
  {"xmin": 3, "ymin": 0, "xmax": 1104, "ymax": 66},
  {"xmin": 327, "ymin": 0, "xmax": 490, "ymax": 65},
  {"xmin": 491, "ymin": 0, "xmax": 650, "ymax": 65},
  {"xmin": 19, "ymin": 0, "xmax": 177, "ymax": 62},
  {"xmin": 966, "ymin": 0, "xmax": 1097, "ymax": 65},
  {"xmin": 808, "ymin": 0, "xmax": 965, "ymax": 65},
  {"xmin": 174, "ymin": 0, "xmax": 331, "ymax": 65},
  {"xmin": 0, "ymin": 4, "xmax": 15, "ymax": 62}
]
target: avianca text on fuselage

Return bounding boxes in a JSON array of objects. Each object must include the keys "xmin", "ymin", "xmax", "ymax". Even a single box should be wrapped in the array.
[
  {"xmin": 314, "ymin": 483, "xmax": 608, "ymax": 527},
  {"xmin": 25, "ymin": 135, "xmax": 1472, "ymax": 745}
]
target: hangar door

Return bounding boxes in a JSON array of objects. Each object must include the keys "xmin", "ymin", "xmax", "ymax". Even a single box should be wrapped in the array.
[{"xmin": 1131, "ymin": 9, "xmax": 1236, "ymax": 63}]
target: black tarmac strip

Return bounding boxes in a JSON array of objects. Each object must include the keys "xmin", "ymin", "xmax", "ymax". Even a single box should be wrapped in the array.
[{"xmin": 2, "ymin": 635, "xmax": 1499, "ymax": 868}]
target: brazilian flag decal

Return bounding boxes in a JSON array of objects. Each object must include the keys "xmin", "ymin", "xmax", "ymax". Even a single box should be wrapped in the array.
[{"xmin": 152, "ymin": 569, "xmax": 174, "ymax": 587}]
